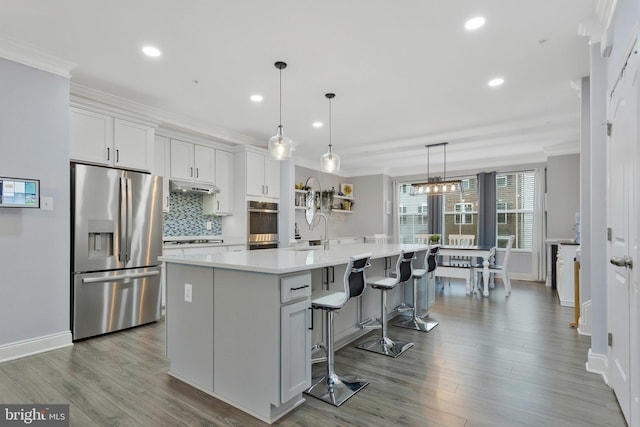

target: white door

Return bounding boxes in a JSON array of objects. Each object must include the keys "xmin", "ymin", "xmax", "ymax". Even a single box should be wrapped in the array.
[
  {"xmin": 246, "ymin": 151, "xmax": 265, "ymax": 197},
  {"xmin": 264, "ymin": 156, "xmax": 281, "ymax": 199},
  {"xmin": 113, "ymin": 119, "xmax": 154, "ymax": 172},
  {"xmin": 215, "ymin": 150, "xmax": 233, "ymax": 213},
  {"xmin": 170, "ymin": 139, "xmax": 194, "ymax": 180},
  {"xmin": 194, "ymin": 145, "xmax": 215, "ymax": 184},
  {"xmin": 608, "ymin": 42, "xmax": 639, "ymax": 426},
  {"xmin": 69, "ymin": 108, "xmax": 112, "ymax": 166}
]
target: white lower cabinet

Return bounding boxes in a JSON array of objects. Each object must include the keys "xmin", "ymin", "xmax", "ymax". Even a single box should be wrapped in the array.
[
  {"xmin": 556, "ymin": 243, "xmax": 579, "ymax": 307},
  {"xmin": 280, "ymin": 297, "xmax": 311, "ymax": 403}
]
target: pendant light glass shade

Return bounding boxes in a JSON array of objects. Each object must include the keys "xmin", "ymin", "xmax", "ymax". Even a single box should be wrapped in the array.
[
  {"xmin": 268, "ymin": 61, "xmax": 293, "ymax": 160},
  {"xmin": 320, "ymin": 93, "xmax": 341, "ymax": 173},
  {"xmin": 320, "ymin": 149, "xmax": 341, "ymax": 173},
  {"xmin": 268, "ymin": 125, "xmax": 293, "ymax": 160}
]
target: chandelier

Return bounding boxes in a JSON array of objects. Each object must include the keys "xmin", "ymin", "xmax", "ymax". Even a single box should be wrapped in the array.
[{"xmin": 410, "ymin": 142, "xmax": 462, "ymax": 195}]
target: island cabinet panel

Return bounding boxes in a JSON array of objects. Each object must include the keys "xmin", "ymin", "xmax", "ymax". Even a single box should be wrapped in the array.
[
  {"xmin": 280, "ymin": 297, "xmax": 311, "ymax": 403},
  {"xmin": 212, "ymin": 269, "xmax": 310, "ymax": 422},
  {"xmin": 165, "ymin": 264, "xmax": 214, "ymax": 393}
]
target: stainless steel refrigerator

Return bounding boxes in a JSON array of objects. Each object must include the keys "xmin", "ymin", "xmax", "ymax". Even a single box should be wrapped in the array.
[{"xmin": 71, "ymin": 163, "xmax": 163, "ymax": 340}]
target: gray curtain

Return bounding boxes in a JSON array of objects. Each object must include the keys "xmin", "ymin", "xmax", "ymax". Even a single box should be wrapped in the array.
[
  {"xmin": 477, "ymin": 172, "xmax": 496, "ymax": 247},
  {"xmin": 428, "ymin": 178, "xmax": 443, "ymax": 235}
]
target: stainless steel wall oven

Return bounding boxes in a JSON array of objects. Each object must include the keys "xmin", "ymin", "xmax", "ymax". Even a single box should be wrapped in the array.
[{"xmin": 247, "ymin": 201, "xmax": 278, "ymax": 250}]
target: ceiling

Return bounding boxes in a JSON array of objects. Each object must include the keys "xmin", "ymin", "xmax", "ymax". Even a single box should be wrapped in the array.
[{"xmin": 0, "ymin": 1, "xmax": 597, "ymax": 177}]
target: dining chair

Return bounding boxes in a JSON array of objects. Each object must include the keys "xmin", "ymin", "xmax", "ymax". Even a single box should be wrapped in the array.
[
  {"xmin": 447, "ymin": 234, "xmax": 475, "ymax": 267},
  {"xmin": 475, "ymin": 235, "xmax": 514, "ymax": 296},
  {"xmin": 415, "ymin": 234, "xmax": 431, "ymax": 244},
  {"xmin": 374, "ymin": 234, "xmax": 388, "ymax": 244}
]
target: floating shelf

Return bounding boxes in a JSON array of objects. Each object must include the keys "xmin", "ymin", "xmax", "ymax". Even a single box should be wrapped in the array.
[
  {"xmin": 334, "ymin": 195, "xmax": 353, "ymax": 200},
  {"xmin": 332, "ymin": 209, "xmax": 353, "ymax": 213}
]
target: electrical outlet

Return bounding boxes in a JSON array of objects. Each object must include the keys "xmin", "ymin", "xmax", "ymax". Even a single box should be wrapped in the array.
[
  {"xmin": 206, "ymin": 221, "xmax": 212, "ymax": 230},
  {"xmin": 184, "ymin": 283, "xmax": 192, "ymax": 303}
]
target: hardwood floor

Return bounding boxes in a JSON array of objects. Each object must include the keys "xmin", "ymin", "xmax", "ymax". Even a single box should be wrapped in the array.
[{"xmin": 0, "ymin": 280, "xmax": 626, "ymax": 426}]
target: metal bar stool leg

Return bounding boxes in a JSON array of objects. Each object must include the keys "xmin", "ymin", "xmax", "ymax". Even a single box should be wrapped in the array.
[
  {"xmin": 394, "ymin": 274, "xmax": 439, "ymax": 332},
  {"xmin": 357, "ymin": 288, "xmax": 413, "ymax": 357},
  {"xmin": 305, "ymin": 308, "xmax": 369, "ymax": 406}
]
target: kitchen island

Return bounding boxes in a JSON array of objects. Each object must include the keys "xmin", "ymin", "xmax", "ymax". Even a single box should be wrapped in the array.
[{"xmin": 160, "ymin": 242, "xmax": 430, "ymax": 424}]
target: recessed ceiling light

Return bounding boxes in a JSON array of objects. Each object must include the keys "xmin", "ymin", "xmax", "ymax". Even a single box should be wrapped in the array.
[
  {"xmin": 312, "ymin": 122, "xmax": 323, "ymax": 128},
  {"xmin": 465, "ymin": 16, "xmax": 486, "ymax": 31},
  {"xmin": 142, "ymin": 46, "xmax": 161, "ymax": 57},
  {"xmin": 488, "ymin": 77, "xmax": 504, "ymax": 87},
  {"xmin": 250, "ymin": 94, "xmax": 263, "ymax": 102}
]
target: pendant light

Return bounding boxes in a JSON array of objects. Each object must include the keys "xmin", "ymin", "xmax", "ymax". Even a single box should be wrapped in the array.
[
  {"xmin": 320, "ymin": 93, "xmax": 341, "ymax": 173},
  {"xmin": 268, "ymin": 61, "xmax": 293, "ymax": 160},
  {"xmin": 410, "ymin": 142, "xmax": 462, "ymax": 195}
]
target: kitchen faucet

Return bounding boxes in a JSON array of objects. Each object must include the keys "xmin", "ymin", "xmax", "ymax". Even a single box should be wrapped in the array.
[{"xmin": 316, "ymin": 212, "xmax": 330, "ymax": 250}]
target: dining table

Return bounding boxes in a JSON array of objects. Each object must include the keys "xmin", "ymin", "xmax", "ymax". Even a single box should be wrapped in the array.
[{"xmin": 435, "ymin": 244, "xmax": 496, "ymax": 297}]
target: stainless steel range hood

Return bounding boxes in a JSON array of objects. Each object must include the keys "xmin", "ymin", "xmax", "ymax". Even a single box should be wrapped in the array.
[{"xmin": 170, "ymin": 179, "xmax": 220, "ymax": 195}]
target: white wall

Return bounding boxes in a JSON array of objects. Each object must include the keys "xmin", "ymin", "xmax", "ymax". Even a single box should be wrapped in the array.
[
  {"xmin": 0, "ymin": 58, "xmax": 71, "ymax": 355},
  {"xmin": 547, "ymin": 153, "xmax": 580, "ymax": 239},
  {"xmin": 294, "ymin": 167, "xmax": 391, "ymax": 241}
]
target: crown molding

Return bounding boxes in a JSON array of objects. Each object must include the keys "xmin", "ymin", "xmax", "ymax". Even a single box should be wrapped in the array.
[
  {"xmin": 70, "ymin": 83, "xmax": 257, "ymax": 146},
  {"xmin": 0, "ymin": 36, "xmax": 75, "ymax": 78}
]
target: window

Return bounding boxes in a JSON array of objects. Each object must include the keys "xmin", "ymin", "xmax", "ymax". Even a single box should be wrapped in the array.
[
  {"xmin": 397, "ymin": 181, "xmax": 430, "ymax": 243},
  {"xmin": 454, "ymin": 202, "xmax": 473, "ymax": 225},
  {"xmin": 443, "ymin": 177, "xmax": 477, "ymax": 242},
  {"xmin": 399, "ymin": 172, "xmax": 536, "ymax": 249},
  {"xmin": 496, "ymin": 172, "xmax": 535, "ymax": 249},
  {"xmin": 497, "ymin": 201, "xmax": 507, "ymax": 224}
]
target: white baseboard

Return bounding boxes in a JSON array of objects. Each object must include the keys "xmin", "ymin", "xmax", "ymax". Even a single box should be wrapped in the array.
[
  {"xmin": 578, "ymin": 300, "xmax": 592, "ymax": 336},
  {"xmin": 586, "ymin": 348, "xmax": 609, "ymax": 385},
  {"xmin": 0, "ymin": 331, "xmax": 73, "ymax": 363}
]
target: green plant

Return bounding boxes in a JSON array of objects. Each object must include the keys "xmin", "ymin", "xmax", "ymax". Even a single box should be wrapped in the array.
[{"xmin": 429, "ymin": 234, "xmax": 440, "ymax": 243}]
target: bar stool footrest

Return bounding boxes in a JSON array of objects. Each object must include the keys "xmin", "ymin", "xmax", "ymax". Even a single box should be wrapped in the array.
[
  {"xmin": 359, "ymin": 317, "xmax": 381, "ymax": 329},
  {"xmin": 394, "ymin": 303, "xmax": 414, "ymax": 312}
]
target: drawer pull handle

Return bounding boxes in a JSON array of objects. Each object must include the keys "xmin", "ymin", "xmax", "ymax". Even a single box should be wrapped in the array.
[{"xmin": 290, "ymin": 284, "xmax": 310, "ymax": 291}]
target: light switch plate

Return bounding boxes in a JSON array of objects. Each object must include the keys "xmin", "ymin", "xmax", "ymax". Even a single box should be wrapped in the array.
[
  {"xmin": 184, "ymin": 283, "xmax": 192, "ymax": 303},
  {"xmin": 41, "ymin": 196, "xmax": 53, "ymax": 211}
]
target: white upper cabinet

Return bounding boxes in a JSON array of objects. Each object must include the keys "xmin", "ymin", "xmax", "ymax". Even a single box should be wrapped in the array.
[
  {"xmin": 153, "ymin": 135, "xmax": 171, "ymax": 212},
  {"xmin": 246, "ymin": 151, "xmax": 280, "ymax": 199},
  {"xmin": 113, "ymin": 119, "xmax": 154, "ymax": 171},
  {"xmin": 170, "ymin": 139, "xmax": 215, "ymax": 185},
  {"xmin": 203, "ymin": 149, "xmax": 234, "ymax": 216},
  {"xmin": 214, "ymin": 150, "xmax": 233, "ymax": 213},
  {"xmin": 70, "ymin": 107, "xmax": 154, "ymax": 172},
  {"xmin": 194, "ymin": 145, "xmax": 215, "ymax": 184}
]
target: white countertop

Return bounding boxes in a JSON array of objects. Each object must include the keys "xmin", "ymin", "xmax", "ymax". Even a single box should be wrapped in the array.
[{"xmin": 159, "ymin": 242, "xmax": 430, "ymax": 274}]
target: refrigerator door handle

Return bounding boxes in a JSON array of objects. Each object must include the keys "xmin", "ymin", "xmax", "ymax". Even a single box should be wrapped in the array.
[
  {"xmin": 119, "ymin": 177, "xmax": 127, "ymax": 262},
  {"xmin": 81, "ymin": 270, "xmax": 160, "ymax": 284},
  {"xmin": 126, "ymin": 178, "xmax": 133, "ymax": 263}
]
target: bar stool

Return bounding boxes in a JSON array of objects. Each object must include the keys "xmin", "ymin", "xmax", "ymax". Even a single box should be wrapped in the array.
[
  {"xmin": 357, "ymin": 251, "xmax": 415, "ymax": 358},
  {"xmin": 304, "ymin": 253, "xmax": 372, "ymax": 406},
  {"xmin": 394, "ymin": 246, "xmax": 439, "ymax": 332}
]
